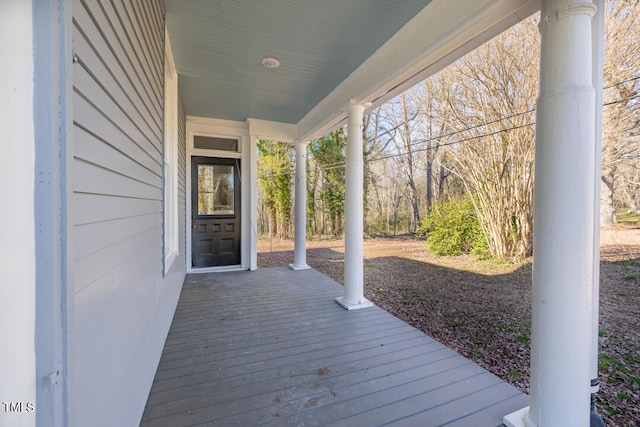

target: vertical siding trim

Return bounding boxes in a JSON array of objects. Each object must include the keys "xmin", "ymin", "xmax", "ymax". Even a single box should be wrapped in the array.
[
  {"xmin": 178, "ymin": 97, "xmax": 187, "ymax": 260},
  {"xmin": 163, "ymin": 30, "xmax": 179, "ymax": 275},
  {"xmin": 33, "ymin": 0, "xmax": 73, "ymax": 426}
]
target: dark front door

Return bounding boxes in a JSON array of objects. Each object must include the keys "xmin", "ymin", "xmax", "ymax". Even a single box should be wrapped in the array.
[{"xmin": 191, "ymin": 157, "xmax": 241, "ymax": 267}]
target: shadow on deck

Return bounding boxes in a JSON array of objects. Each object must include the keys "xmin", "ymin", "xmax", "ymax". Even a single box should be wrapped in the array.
[{"xmin": 141, "ymin": 267, "xmax": 527, "ymax": 426}]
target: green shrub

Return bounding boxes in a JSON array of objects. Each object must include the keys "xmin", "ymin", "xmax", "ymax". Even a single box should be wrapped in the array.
[{"xmin": 419, "ymin": 199, "xmax": 488, "ymax": 256}]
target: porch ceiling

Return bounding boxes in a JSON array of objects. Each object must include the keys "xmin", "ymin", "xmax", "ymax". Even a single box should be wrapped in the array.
[
  {"xmin": 166, "ymin": 0, "xmax": 539, "ymax": 139},
  {"xmin": 165, "ymin": 0, "xmax": 431, "ymax": 124}
]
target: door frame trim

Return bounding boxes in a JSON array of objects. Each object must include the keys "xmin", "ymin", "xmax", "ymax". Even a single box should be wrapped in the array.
[
  {"xmin": 190, "ymin": 156, "xmax": 242, "ymax": 269},
  {"xmin": 186, "ymin": 119, "xmax": 253, "ymax": 273}
]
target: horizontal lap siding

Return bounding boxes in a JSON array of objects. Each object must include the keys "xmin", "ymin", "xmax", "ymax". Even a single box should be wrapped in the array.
[{"xmin": 71, "ymin": 0, "xmax": 185, "ymax": 426}]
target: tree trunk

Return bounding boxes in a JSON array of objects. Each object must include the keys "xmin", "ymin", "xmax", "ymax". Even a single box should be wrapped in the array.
[
  {"xmin": 438, "ymin": 166, "xmax": 446, "ymax": 199},
  {"xmin": 600, "ymin": 175, "xmax": 617, "ymax": 228},
  {"xmin": 426, "ymin": 160, "xmax": 433, "ymax": 214}
]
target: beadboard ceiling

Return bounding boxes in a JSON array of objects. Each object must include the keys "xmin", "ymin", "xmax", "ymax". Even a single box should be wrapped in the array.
[
  {"xmin": 165, "ymin": 0, "xmax": 539, "ymax": 137},
  {"xmin": 165, "ymin": 0, "xmax": 433, "ymax": 124}
]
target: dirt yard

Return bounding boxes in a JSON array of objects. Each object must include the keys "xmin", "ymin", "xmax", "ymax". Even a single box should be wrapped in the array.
[{"xmin": 258, "ymin": 228, "xmax": 640, "ymax": 426}]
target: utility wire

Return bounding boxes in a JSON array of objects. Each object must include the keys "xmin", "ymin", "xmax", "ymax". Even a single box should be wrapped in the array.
[
  {"xmin": 271, "ymin": 76, "xmax": 639, "ymax": 174},
  {"xmin": 365, "ymin": 75, "xmax": 638, "ymax": 157},
  {"xmin": 603, "ymin": 93, "xmax": 640, "ymax": 106},
  {"xmin": 359, "ymin": 85, "xmax": 638, "ymax": 165},
  {"xmin": 258, "ymin": 77, "xmax": 639, "ymax": 178},
  {"xmin": 603, "ymin": 75, "xmax": 640, "ymax": 90},
  {"xmin": 320, "ymin": 94, "xmax": 637, "ymax": 169},
  {"xmin": 369, "ymin": 122, "xmax": 535, "ymax": 163},
  {"xmin": 375, "ymin": 108, "xmax": 536, "ymax": 153}
]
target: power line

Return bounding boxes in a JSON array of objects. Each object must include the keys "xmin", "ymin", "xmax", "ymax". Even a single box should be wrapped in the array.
[
  {"xmin": 311, "ymin": 76, "xmax": 639, "ymax": 171},
  {"xmin": 377, "ymin": 108, "xmax": 536, "ymax": 153},
  {"xmin": 603, "ymin": 75, "xmax": 640, "ymax": 90},
  {"xmin": 259, "ymin": 76, "xmax": 639, "ymax": 178},
  {"xmin": 366, "ymin": 75, "xmax": 637, "ymax": 155},
  {"xmin": 360, "ymin": 84, "xmax": 638, "ymax": 166},
  {"xmin": 320, "ymin": 90, "xmax": 637, "ymax": 169},
  {"xmin": 603, "ymin": 93, "xmax": 640, "ymax": 106},
  {"xmin": 360, "ymin": 88, "xmax": 638, "ymax": 165},
  {"xmin": 369, "ymin": 122, "xmax": 535, "ymax": 163}
]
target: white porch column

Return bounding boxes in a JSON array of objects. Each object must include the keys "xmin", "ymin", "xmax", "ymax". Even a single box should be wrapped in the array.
[
  {"xmin": 589, "ymin": 2, "xmax": 605, "ymax": 425},
  {"xmin": 249, "ymin": 135, "xmax": 259, "ymax": 270},
  {"xmin": 336, "ymin": 100, "xmax": 373, "ymax": 310},
  {"xmin": 505, "ymin": 1, "xmax": 599, "ymax": 426},
  {"xmin": 290, "ymin": 140, "xmax": 310, "ymax": 270}
]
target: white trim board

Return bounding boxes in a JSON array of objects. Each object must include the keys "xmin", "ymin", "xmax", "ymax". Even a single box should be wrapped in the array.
[{"xmin": 185, "ymin": 118, "xmax": 253, "ymax": 273}]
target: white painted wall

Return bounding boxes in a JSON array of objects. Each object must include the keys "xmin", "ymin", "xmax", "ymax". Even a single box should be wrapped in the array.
[{"xmin": 0, "ymin": 2, "xmax": 36, "ymax": 427}]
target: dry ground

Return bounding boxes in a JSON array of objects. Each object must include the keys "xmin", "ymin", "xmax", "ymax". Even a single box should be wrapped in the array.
[{"xmin": 258, "ymin": 228, "xmax": 640, "ymax": 426}]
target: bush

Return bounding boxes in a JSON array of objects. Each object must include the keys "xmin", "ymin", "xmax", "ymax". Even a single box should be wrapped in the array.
[{"xmin": 418, "ymin": 199, "xmax": 488, "ymax": 257}]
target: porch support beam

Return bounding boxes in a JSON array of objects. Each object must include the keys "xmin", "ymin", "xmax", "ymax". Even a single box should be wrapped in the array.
[
  {"xmin": 336, "ymin": 100, "xmax": 373, "ymax": 310},
  {"xmin": 290, "ymin": 140, "xmax": 310, "ymax": 270},
  {"xmin": 504, "ymin": 1, "xmax": 600, "ymax": 426}
]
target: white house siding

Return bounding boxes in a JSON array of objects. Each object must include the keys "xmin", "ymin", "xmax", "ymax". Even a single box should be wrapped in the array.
[{"xmin": 71, "ymin": 0, "xmax": 185, "ymax": 425}]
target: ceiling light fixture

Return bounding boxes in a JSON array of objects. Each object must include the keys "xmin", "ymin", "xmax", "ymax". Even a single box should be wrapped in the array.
[{"xmin": 260, "ymin": 57, "xmax": 280, "ymax": 69}]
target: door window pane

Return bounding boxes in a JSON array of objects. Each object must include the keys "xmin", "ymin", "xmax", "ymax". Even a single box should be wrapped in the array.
[{"xmin": 197, "ymin": 164, "xmax": 234, "ymax": 215}]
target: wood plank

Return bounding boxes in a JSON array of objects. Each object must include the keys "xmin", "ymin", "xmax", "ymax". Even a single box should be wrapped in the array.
[
  {"xmin": 148, "ymin": 339, "xmax": 453, "ymax": 408},
  {"xmin": 141, "ymin": 267, "xmax": 528, "ymax": 427}
]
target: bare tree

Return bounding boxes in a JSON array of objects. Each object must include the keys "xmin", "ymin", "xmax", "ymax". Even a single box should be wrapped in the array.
[
  {"xmin": 601, "ymin": 0, "xmax": 640, "ymax": 226},
  {"xmin": 377, "ymin": 90, "xmax": 422, "ymax": 231},
  {"xmin": 433, "ymin": 16, "xmax": 539, "ymax": 259}
]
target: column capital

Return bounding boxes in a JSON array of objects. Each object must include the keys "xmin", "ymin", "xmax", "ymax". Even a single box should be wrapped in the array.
[
  {"xmin": 348, "ymin": 98, "xmax": 372, "ymax": 113},
  {"xmin": 543, "ymin": 1, "xmax": 596, "ymax": 23}
]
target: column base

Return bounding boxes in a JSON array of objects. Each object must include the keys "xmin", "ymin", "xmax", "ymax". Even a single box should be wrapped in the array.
[
  {"xmin": 335, "ymin": 296, "xmax": 374, "ymax": 310},
  {"xmin": 591, "ymin": 392, "xmax": 605, "ymax": 427},
  {"xmin": 289, "ymin": 263, "xmax": 310, "ymax": 271},
  {"xmin": 504, "ymin": 407, "xmax": 534, "ymax": 427}
]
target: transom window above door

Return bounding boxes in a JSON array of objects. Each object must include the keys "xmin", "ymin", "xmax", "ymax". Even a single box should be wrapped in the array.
[{"xmin": 194, "ymin": 136, "xmax": 238, "ymax": 152}]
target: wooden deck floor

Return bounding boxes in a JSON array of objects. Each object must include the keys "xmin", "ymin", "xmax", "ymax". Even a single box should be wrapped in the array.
[{"xmin": 141, "ymin": 267, "xmax": 527, "ymax": 427}]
